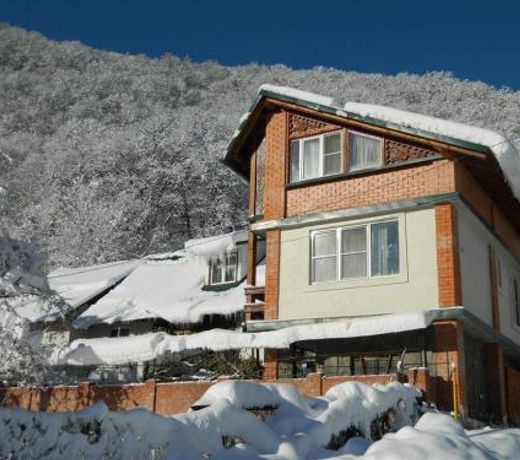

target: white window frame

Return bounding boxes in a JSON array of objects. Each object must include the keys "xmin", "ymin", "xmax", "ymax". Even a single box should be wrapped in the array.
[
  {"xmin": 348, "ymin": 130, "xmax": 384, "ymax": 172},
  {"xmin": 510, "ymin": 273, "xmax": 520, "ymax": 328},
  {"xmin": 209, "ymin": 251, "xmax": 238, "ymax": 285},
  {"xmin": 310, "ymin": 219, "xmax": 400, "ymax": 284},
  {"xmin": 290, "ymin": 131, "xmax": 342, "ymax": 182}
]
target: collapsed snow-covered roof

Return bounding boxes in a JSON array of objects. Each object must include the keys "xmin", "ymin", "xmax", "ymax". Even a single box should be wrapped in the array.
[
  {"xmin": 14, "ymin": 260, "xmax": 139, "ymax": 322},
  {"xmin": 184, "ymin": 229, "xmax": 247, "ymax": 257},
  {"xmin": 73, "ymin": 254, "xmax": 245, "ymax": 329},
  {"xmin": 223, "ymin": 84, "xmax": 520, "ymax": 203},
  {"xmin": 73, "ymin": 231, "xmax": 248, "ymax": 329}
]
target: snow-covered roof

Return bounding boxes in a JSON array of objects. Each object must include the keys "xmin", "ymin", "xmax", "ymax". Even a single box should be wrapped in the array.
[
  {"xmin": 344, "ymin": 101, "xmax": 520, "ymax": 200},
  {"xmin": 184, "ymin": 229, "xmax": 247, "ymax": 257},
  {"xmin": 59, "ymin": 310, "xmax": 436, "ymax": 365},
  {"xmin": 14, "ymin": 260, "xmax": 139, "ymax": 322},
  {"xmin": 226, "ymin": 84, "xmax": 520, "ymax": 201},
  {"xmin": 73, "ymin": 254, "xmax": 245, "ymax": 329}
]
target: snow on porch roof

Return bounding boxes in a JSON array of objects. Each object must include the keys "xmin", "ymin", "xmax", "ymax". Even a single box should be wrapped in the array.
[
  {"xmin": 224, "ymin": 84, "xmax": 520, "ymax": 201},
  {"xmin": 58, "ymin": 310, "xmax": 438, "ymax": 366}
]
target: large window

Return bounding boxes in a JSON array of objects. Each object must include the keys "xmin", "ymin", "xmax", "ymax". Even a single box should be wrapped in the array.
[
  {"xmin": 290, "ymin": 131, "xmax": 342, "ymax": 182},
  {"xmin": 210, "ymin": 252, "xmax": 238, "ymax": 285},
  {"xmin": 349, "ymin": 132, "xmax": 382, "ymax": 172},
  {"xmin": 311, "ymin": 220, "xmax": 399, "ymax": 283}
]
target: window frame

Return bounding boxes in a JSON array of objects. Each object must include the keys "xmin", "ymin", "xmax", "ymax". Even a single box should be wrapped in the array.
[
  {"xmin": 347, "ymin": 130, "xmax": 384, "ymax": 173},
  {"xmin": 209, "ymin": 251, "xmax": 239, "ymax": 286},
  {"xmin": 290, "ymin": 131, "xmax": 343, "ymax": 183},
  {"xmin": 511, "ymin": 273, "xmax": 520, "ymax": 328},
  {"xmin": 310, "ymin": 219, "xmax": 400, "ymax": 284}
]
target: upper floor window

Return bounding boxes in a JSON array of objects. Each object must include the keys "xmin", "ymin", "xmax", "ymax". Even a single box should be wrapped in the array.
[
  {"xmin": 349, "ymin": 132, "xmax": 383, "ymax": 172},
  {"xmin": 311, "ymin": 220, "xmax": 399, "ymax": 283},
  {"xmin": 210, "ymin": 252, "xmax": 238, "ymax": 285},
  {"xmin": 290, "ymin": 131, "xmax": 342, "ymax": 182}
]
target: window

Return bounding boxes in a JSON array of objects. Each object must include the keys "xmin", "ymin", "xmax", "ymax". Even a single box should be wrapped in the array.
[
  {"xmin": 349, "ymin": 132, "xmax": 382, "ymax": 171},
  {"xmin": 110, "ymin": 328, "xmax": 130, "ymax": 337},
  {"xmin": 290, "ymin": 131, "xmax": 342, "ymax": 182},
  {"xmin": 511, "ymin": 275, "xmax": 520, "ymax": 327},
  {"xmin": 209, "ymin": 252, "xmax": 238, "ymax": 285},
  {"xmin": 311, "ymin": 220, "xmax": 399, "ymax": 283}
]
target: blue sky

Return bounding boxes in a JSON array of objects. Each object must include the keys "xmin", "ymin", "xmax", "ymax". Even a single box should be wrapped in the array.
[{"xmin": 2, "ymin": 0, "xmax": 520, "ymax": 89}]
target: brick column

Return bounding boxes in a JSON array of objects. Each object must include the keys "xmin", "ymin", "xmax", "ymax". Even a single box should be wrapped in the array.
[
  {"xmin": 483, "ymin": 343, "xmax": 506, "ymax": 419},
  {"xmin": 78, "ymin": 381, "xmax": 92, "ymax": 409},
  {"xmin": 264, "ymin": 229, "xmax": 281, "ymax": 320},
  {"xmin": 263, "ymin": 349, "xmax": 278, "ymax": 380},
  {"xmin": 435, "ymin": 203, "xmax": 462, "ymax": 307},
  {"xmin": 431, "ymin": 320, "xmax": 467, "ymax": 414},
  {"xmin": 143, "ymin": 379, "xmax": 157, "ymax": 412}
]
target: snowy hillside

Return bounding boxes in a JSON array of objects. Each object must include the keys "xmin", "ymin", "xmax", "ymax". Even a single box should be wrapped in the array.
[
  {"xmin": 1, "ymin": 380, "xmax": 519, "ymax": 459},
  {"xmin": 1, "ymin": 24, "xmax": 520, "ymax": 268}
]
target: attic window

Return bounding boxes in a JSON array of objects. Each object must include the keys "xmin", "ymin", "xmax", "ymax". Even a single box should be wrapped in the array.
[
  {"xmin": 290, "ymin": 131, "xmax": 342, "ymax": 182},
  {"xmin": 210, "ymin": 252, "xmax": 238, "ymax": 285},
  {"xmin": 348, "ymin": 132, "xmax": 383, "ymax": 171}
]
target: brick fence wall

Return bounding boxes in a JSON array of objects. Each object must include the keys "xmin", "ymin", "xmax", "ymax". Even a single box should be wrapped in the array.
[{"xmin": 0, "ymin": 369, "xmax": 430, "ymax": 416}]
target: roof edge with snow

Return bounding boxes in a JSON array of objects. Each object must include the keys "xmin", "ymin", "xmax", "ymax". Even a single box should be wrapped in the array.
[{"xmin": 223, "ymin": 85, "xmax": 520, "ymax": 203}]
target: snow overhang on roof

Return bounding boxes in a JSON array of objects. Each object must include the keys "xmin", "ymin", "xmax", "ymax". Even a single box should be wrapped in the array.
[{"xmin": 223, "ymin": 85, "xmax": 520, "ymax": 202}]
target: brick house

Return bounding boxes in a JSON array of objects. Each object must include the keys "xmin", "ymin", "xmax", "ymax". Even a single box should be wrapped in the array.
[{"xmin": 223, "ymin": 85, "xmax": 520, "ymax": 421}]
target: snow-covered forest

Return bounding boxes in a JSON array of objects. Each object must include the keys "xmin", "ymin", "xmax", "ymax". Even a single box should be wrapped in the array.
[{"xmin": 2, "ymin": 23, "xmax": 520, "ymax": 269}]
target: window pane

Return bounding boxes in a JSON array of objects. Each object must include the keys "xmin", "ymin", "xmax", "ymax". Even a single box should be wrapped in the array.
[
  {"xmin": 349, "ymin": 133, "xmax": 381, "ymax": 171},
  {"xmin": 314, "ymin": 231, "xmax": 336, "ymax": 257},
  {"xmin": 302, "ymin": 138, "xmax": 320, "ymax": 179},
  {"xmin": 324, "ymin": 152, "xmax": 341, "ymax": 175},
  {"xmin": 225, "ymin": 264, "xmax": 236, "ymax": 282},
  {"xmin": 341, "ymin": 227, "xmax": 366, "ymax": 253},
  {"xmin": 324, "ymin": 133, "xmax": 341, "ymax": 154},
  {"xmin": 290, "ymin": 141, "xmax": 300, "ymax": 182},
  {"xmin": 341, "ymin": 253, "xmax": 367, "ymax": 279},
  {"xmin": 371, "ymin": 221, "xmax": 399, "ymax": 276},
  {"xmin": 211, "ymin": 257, "xmax": 222, "ymax": 283},
  {"xmin": 313, "ymin": 256, "xmax": 337, "ymax": 282}
]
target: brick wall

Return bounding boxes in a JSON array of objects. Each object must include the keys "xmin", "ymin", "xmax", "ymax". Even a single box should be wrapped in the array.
[
  {"xmin": 0, "ymin": 369, "xmax": 430, "ymax": 416},
  {"xmin": 506, "ymin": 366, "xmax": 520, "ymax": 424},
  {"xmin": 263, "ymin": 111, "xmax": 288, "ymax": 220},
  {"xmin": 264, "ymin": 229, "xmax": 281, "ymax": 320},
  {"xmin": 435, "ymin": 203, "xmax": 462, "ymax": 307},
  {"xmin": 455, "ymin": 162, "xmax": 520, "ymax": 259},
  {"xmin": 286, "ymin": 159, "xmax": 456, "ymax": 217},
  {"xmin": 430, "ymin": 320, "xmax": 467, "ymax": 413}
]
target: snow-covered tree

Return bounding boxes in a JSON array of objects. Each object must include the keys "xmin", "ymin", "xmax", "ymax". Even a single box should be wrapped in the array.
[{"xmin": 0, "ymin": 186, "xmax": 61, "ymax": 386}]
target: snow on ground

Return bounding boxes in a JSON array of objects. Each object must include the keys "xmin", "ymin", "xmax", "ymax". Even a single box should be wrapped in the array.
[
  {"xmin": 2, "ymin": 380, "xmax": 518, "ymax": 459},
  {"xmin": 57, "ymin": 310, "xmax": 438, "ymax": 365},
  {"xmin": 73, "ymin": 255, "xmax": 245, "ymax": 329},
  {"xmin": 343, "ymin": 102, "xmax": 520, "ymax": 200}
]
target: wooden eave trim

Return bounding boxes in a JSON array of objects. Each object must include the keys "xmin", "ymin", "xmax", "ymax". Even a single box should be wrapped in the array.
[{"xmin": 263, "ymin": 99, "xmax": 488, "ymax": 160}]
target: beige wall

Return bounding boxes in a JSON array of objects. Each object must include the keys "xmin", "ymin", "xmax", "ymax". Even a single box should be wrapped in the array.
[
  {"xmin": 278, "ymin": 208, "xmax": 439, "ymax": 320},
  {"xmin": 456, "ymin": 203, "xmax": 520, "ymax": 345}
]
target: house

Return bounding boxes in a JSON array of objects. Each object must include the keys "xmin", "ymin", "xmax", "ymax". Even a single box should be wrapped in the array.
[
  {"xmin": 17, "ymin": 230, "xmax": 263, "ymax": 383},
  {"xmin": 223, "ymin": 85, "xmax": 520, "ymax": 421}
]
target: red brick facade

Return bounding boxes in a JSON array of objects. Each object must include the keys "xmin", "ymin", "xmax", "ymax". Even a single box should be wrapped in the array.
[
  {"xmin": 0, "ymin": 369, "xmax": 430, "ymax": 416},
  {"xmin": 435, "ymin": 203, "xmax": 462, "ymax": 307}
]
